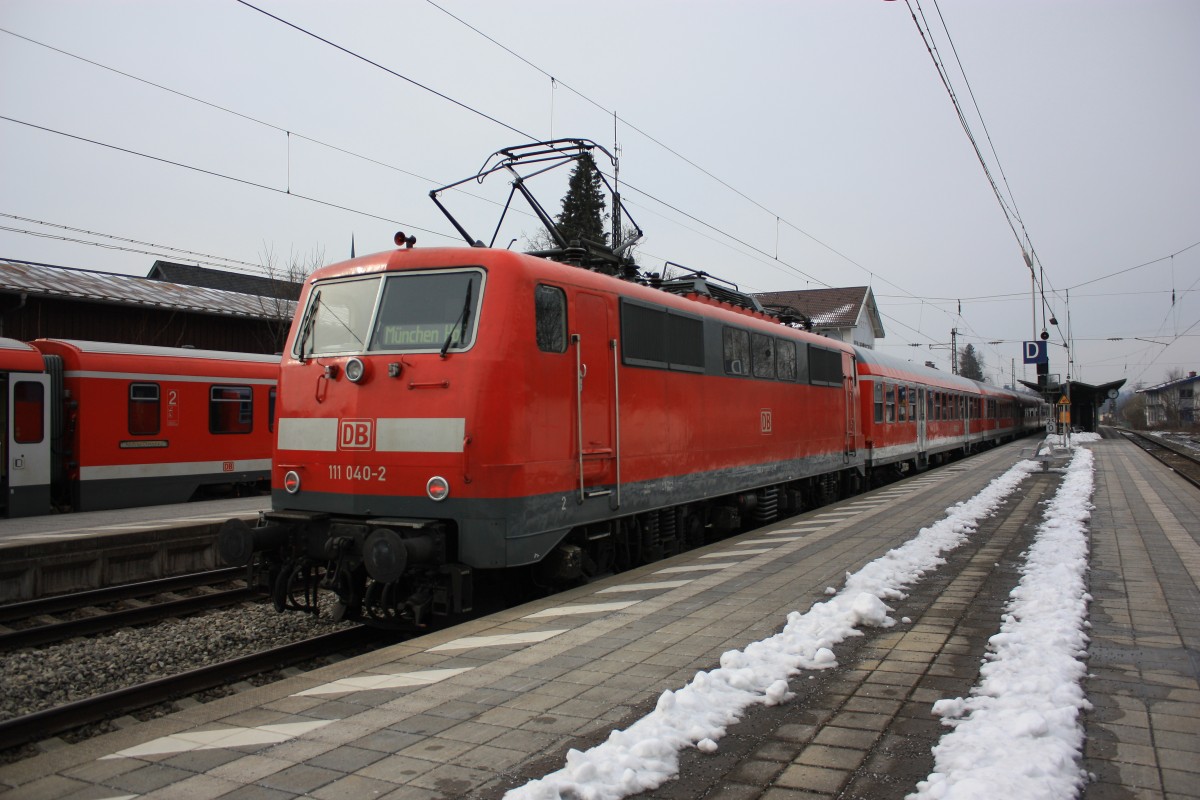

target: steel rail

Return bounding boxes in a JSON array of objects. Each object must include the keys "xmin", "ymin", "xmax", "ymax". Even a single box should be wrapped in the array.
[
  {"xmin": 0, "ymin": 567, "xmax": 247, "ymax": 623},
  {"xmin": 0, "ymin": 587, "xmax": 258, "ymax": 651},
  {"xmin": 1113, "ymin": 428, "xmax": 1200, "ymax": 490},
  {"xmin": 0, "ymin": 626, "xmax": 376, "ymax": 752}
]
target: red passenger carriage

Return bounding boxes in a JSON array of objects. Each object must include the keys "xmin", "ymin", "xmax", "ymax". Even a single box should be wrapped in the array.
[{"xmin": 0, "ymin": 338, "xmax": 278, "ymax": 516}]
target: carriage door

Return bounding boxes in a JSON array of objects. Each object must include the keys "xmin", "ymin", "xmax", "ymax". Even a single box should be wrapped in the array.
[
  {"xmin": 842, "ymin": 353, "xmax": 858, "ymax": 458},
  {"xmin": 573, "ymin": 293, "xmax": 616, "ymax": 502},
  {"xmin": 917, "ymin": 387, "xmax": 927, "ymax": 454},
  {"xmin": 4, "ymin": 374, "xmax": 51, "ymax": 517}
]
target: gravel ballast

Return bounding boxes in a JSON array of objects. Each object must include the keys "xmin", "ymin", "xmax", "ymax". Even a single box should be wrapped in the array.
[{"xmin": 0, "ymin": 602, "xmax": 352, "ymax": 721}]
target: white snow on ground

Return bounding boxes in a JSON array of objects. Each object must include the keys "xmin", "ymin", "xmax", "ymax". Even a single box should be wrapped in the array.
[
  {"xmin": 910, "ymin": 444, "xmax": 1096, "ymax": 800},
  {"xmin": 505, "ymin": 457, "xmax": 1042, "ymax": 800}
]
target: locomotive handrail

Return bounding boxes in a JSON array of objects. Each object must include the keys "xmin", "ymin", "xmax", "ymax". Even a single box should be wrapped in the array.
[
  {"xmin": 574, "ymin": 333, "xmax": 584, "ymax": 504},
  {"xmin": 612, "ymin": 338, "xmax": 622, "ymax": 510}
]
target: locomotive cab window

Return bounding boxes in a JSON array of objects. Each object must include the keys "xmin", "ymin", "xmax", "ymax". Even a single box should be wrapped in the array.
[
  {"xmin": 129, "ymin": 383, "xmax": 160, "ymax": 436},
  {"xmin": 535, "ymin": 285, "xmax": 567, "ymax": 353},
  {"xmin": 295, "ymin": 276, "xmax": 381, "ymax": 357},
  {"xmin": 370, "ymin": 269, "xmax": 483, "ymax": 353},
  {"xmin": 210, "ymin": 385, "xmax": 253, "ymax": 434}
]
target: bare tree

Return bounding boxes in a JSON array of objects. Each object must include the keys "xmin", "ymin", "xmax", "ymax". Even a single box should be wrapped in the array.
[
  {"xmin": 257, "ymin": 245, "xmax": 324, "ymax": 353},
  {"xmin": 1119, "ymin": 381, "xmax": 1148, "ymax": 429}
]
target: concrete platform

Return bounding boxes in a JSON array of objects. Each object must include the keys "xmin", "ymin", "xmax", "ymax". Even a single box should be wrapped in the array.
[
  {"xmin": 0, "ymin": 436, "xmax": 1195, "ymax": 799},
  {"xmin": 0, "ymin": 496, "xmax": 267, "ymax": 601}
]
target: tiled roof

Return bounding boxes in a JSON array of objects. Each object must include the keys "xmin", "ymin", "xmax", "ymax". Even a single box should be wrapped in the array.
[
  {"xmin": 753, "ymin": 286, "xmax": 884, "ymax": 336},
  {"xmin": 0, "ymin": 260, "xmax": 295, "ymax": 321},
  {"xmin": 1139, "ymin": 373, "xmax": 1200, "ymax": 394},
  {"xmin": 147, "ymin": 260, "xmax": 303, "ymax": 301}
]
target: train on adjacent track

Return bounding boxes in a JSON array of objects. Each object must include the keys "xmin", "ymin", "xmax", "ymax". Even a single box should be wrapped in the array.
[
  {"xmin": 219, "ymin": 138, "xmax": 1045, "ymax": 630},
  {"xmin": 0, "ymin": 338, "xmax": 278, "ymax": 516}
]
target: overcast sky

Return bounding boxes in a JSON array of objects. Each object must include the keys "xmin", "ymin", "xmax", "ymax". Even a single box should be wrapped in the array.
[{"xmin": 1, "ymin": 0, "xmax": 1196, "ymax": 389}]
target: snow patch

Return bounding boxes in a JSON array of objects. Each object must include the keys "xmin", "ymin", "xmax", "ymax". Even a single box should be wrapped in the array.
[
  {"xmin": 910, "ymin": 445, "xmax": 1095, "ymax": 800},
  {"xmin": 505, "ymin": 457, "xmax": 1040, "ymax": 800}
]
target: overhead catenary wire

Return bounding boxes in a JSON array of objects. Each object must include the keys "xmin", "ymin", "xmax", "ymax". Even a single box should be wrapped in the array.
[
  {"xmin": 9, "ymin": 6, "xmax": 983, "ymax": 366},
  {"xmin": 9, "ymin": 6, "xmax": 1176, "ymax": 379},
  {"xmin": 902, "ymin": 0, "xmax": 1068, "ymax": 352},
  {"xmin": 0, "ymin": 115, "xmax": 457, "ymax": 243},
  {"xmin": 419, "ymin": 0, "xmax": 989, "ymax": 360}
]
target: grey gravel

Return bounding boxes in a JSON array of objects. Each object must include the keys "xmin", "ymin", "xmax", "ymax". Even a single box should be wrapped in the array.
[{"xmin": 0, "ymin": 602, "xmax": 351, "ymax": 721}]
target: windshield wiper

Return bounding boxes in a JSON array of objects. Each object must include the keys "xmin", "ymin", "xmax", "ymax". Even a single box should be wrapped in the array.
[{"xmin": 440, "ymin": 280, "xmax": 474, "ymax": 358}]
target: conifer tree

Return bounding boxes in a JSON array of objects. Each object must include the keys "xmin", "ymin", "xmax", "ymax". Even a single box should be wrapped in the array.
[
  {"xmin": 959, "ymin": 343, "xmax": 985, "ymax": 381},
  {"xmin": 556, "ymin": 152, "xmax": 608, "ymax": 246}
]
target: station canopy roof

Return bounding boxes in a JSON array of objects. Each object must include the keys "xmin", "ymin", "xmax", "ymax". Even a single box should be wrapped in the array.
[{"xmin": 0, "ymin": 260, "xmax": 295, "ymax": 321}]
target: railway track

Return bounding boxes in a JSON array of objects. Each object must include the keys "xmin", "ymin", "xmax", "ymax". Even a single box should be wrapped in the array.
[
  {"xmin": 0, "ymin": 626, "xmax": 378, "ymax": 753},
  {"xmin": 1111, "ymin": 427, "xmax": 1200, "ymax": 489},
  {"xmin": 0, "ymin": 442, "xmax": 1033, "ymax": 764},
  {"xmin": 0, "ymin": 567, "xmax": 258, "ymax": 652}
]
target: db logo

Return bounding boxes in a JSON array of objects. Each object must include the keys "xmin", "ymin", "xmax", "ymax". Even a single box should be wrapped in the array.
[
  {"xmin": 760, "ymin": 409, "xmax": 773, "ymax": 435},
  {"xmin": 222, "ymin": 461, "xmax": 234, "ymax": 472},
  {"xmin": 339, "ymin": 419, "xmax": 375, "ymax": 450}
]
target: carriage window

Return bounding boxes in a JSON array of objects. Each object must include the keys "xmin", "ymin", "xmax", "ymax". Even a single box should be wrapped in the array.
[
  {"xmin": 129, "ymin": 383, "xmax": 160, "ymax": 436},
  {"xmin": 535, "ymin": 285, "xmax": 567, "ymax": 353},
  {"xmin": 897, "ymin": 385, "xmax": 908, "ymax": 422},
  {"xmin": 13, "ymin": 381, "xmax": 44, "ymax": 443},
  {"xmin": 752, "ymin": 333, "xmax": 775, "ymax": 379},
  {"xmin": 210, "ymin": 385, "xmax": 253, "ymax": 434},
  {"xmin": 874, "ymin": 382, "xmax": 883, "ymax": 422},
  {"xmin": 776, "ymin": 340, "xmax": 797, "ymax": 381},
  {"xmin": 885, "ymin": 383, "xmax": 896, "ymax": 423},
  {"xmin": 268, "ymin": 388, "xmax": 277, "ymax": 433},
  {"xmin": 723, "ymin": 328, "xmax": 750, "ymax": 376}
]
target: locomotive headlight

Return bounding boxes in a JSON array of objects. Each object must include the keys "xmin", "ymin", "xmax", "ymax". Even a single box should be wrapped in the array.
[
  {"xmin": 283, "ymin": 470, "xmax": 301, "ymax": 494},
  {"xmin": 426, "ymin": 476, "xmax": 450, "ymax": 502},
  {"xmin": 345, "ymin": 357, "xmax": 366, "ymax": 383}
]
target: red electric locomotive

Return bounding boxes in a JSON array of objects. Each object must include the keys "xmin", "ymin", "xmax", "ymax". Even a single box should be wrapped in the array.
[
  {"xmin": 220, "ymin": 140, "xmax": 1043, "ymax": 628},
  {"xmin": 0, "ymin": 338, "xmax": 279, "ymax": 516},
  {"xmin": 221, "ymin": 243, "xmax": 874, "ymax": 627}
]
